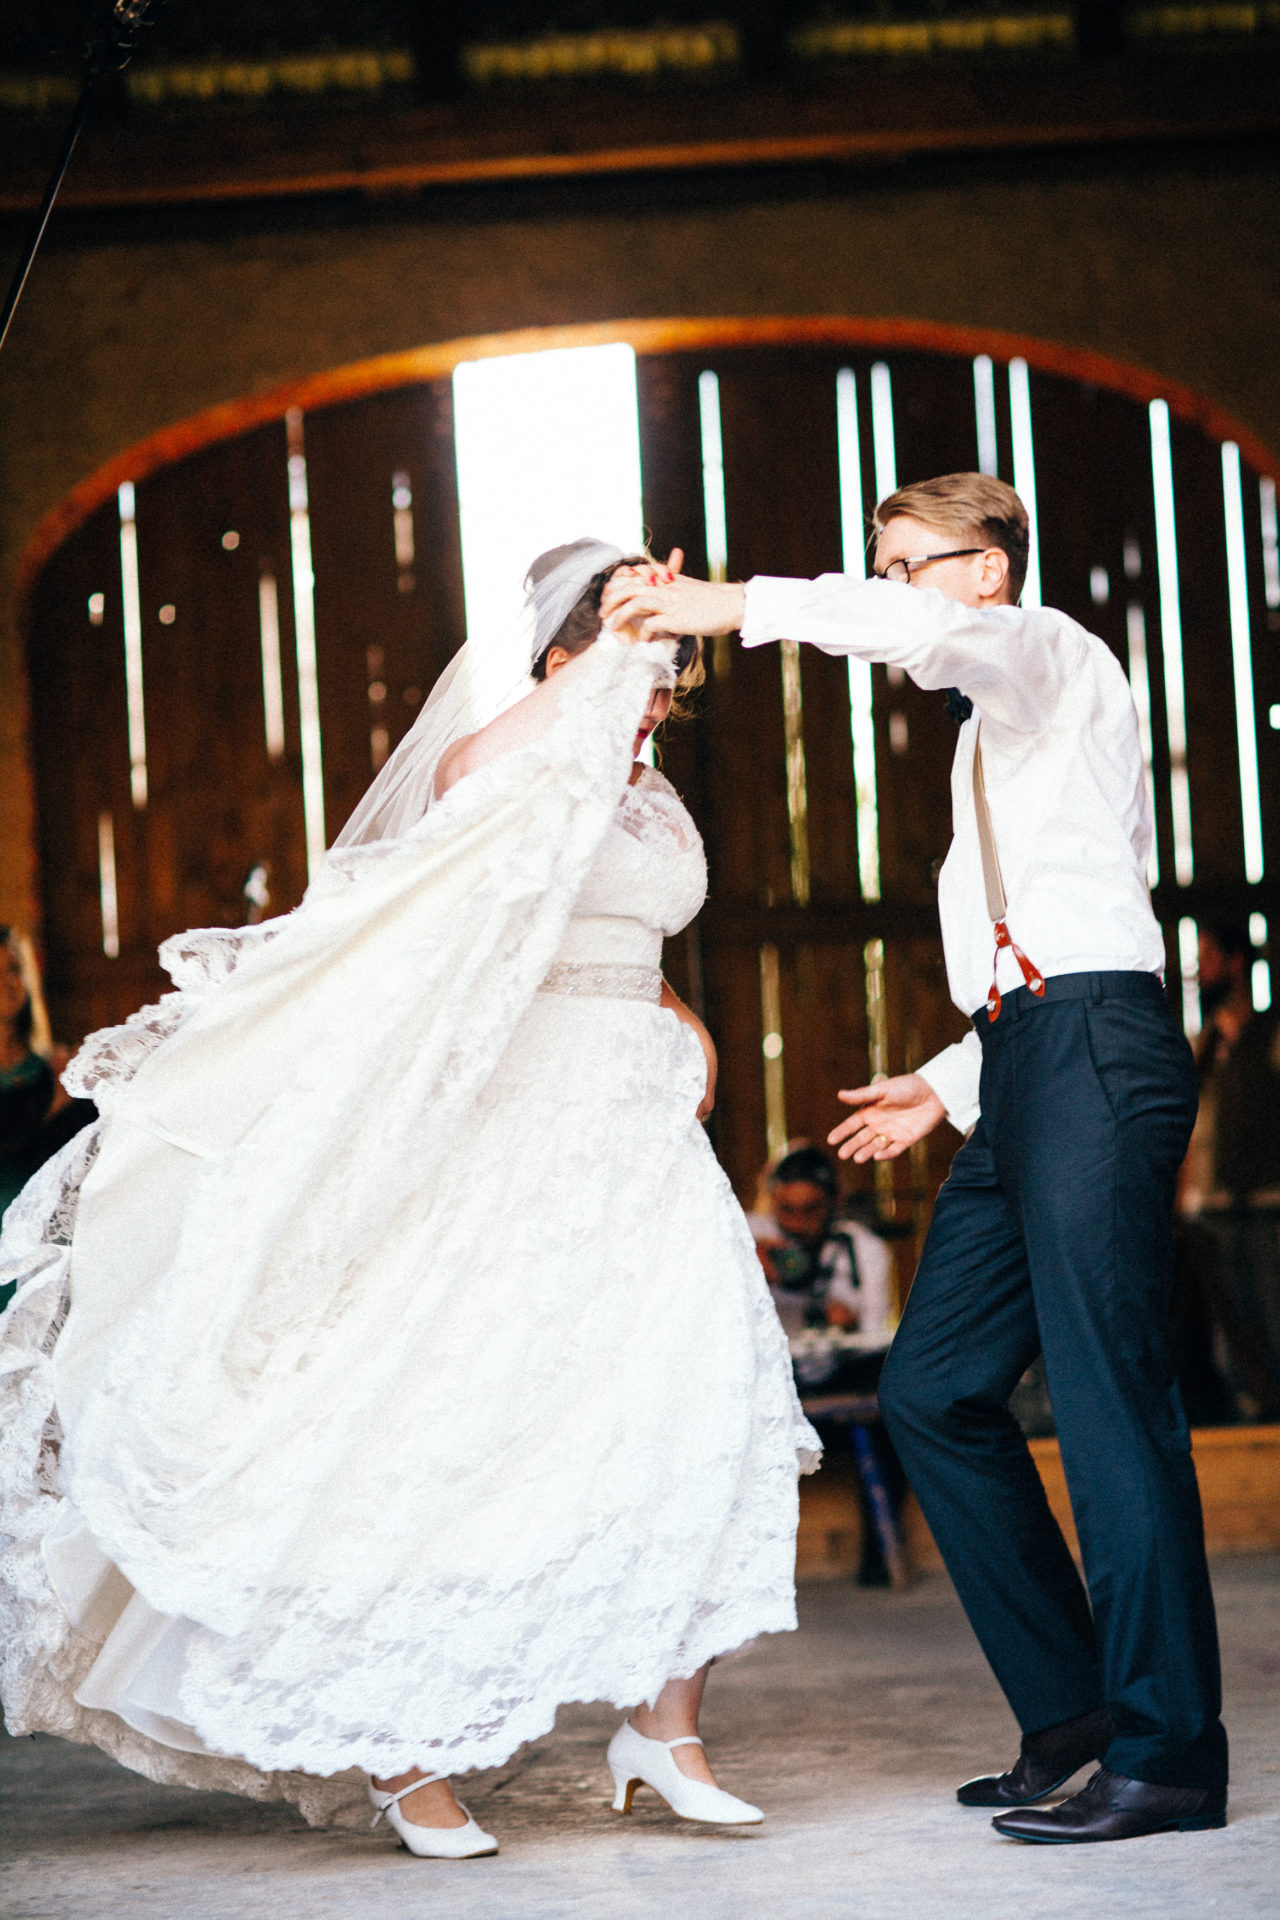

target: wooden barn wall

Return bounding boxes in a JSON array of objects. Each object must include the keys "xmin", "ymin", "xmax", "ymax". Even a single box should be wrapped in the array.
[
  {"xmin": 3, "ymin": 145, "xmax": 1280, "ymax": 934},
  {"xmin": 21, "ymin": 342, "xmax": 1279, "ymax": 1238}
]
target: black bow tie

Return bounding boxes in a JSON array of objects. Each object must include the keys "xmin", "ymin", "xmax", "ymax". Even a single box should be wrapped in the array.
[{"xmin": 943, "ymin": 688, "xmax": 973, "ymax": 725}]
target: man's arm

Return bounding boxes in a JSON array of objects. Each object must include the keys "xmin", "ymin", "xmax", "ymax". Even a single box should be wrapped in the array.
[
  {"xmin": 604, "ymin": 571, "xmax": 1085, "ymax": 734},
  {"xmin": 827, "ymin": 1072, "xmax": 946, "ymax": 1163},
  {"xmin": 827, "ymin": 1029, "xmax": 981, "ymax": 1162},
  {"xmin": 914, "ymin": 1030, "xmax": 982, "ymax": 1135}
]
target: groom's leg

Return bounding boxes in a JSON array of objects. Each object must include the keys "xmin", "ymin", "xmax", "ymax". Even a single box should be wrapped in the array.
[
  {"xmin": 879, "ymin": 1128, "xmax": 1104, "ymax": 1732},
  {"xmin": 1012, "ymin": 986, "xmax": 1227, "ymax": 1789}
]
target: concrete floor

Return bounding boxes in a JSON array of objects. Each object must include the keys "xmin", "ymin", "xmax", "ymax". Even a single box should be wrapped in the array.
[{"xmin": 2, "ymin": 1560, "xmax": 1276, "ymax": 1920}]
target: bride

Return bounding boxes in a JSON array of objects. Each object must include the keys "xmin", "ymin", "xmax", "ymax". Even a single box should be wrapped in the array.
[{"xmin": 0, "ymin": 538, "xmax": 817, "ymax": 1858}]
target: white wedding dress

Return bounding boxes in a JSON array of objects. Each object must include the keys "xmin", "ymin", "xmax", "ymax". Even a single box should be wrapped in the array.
[{"xmin": 0, "ymin": 635, "xmax": 817, "ymax": 1828}]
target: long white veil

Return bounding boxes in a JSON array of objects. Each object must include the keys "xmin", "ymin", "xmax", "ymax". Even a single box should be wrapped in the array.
[{"xmin": 332, "ymin": 537, "xmax": 626, "ymax": 849}]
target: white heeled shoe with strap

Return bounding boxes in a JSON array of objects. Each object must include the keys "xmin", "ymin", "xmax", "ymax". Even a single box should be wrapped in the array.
[
  {"xmin": 607, "ymin": 1720, "xmax": 764, "ymax": 1825},
  {"xmin": 368, "ymin": 1774, "xmax": 498, "ymax": 1858}
]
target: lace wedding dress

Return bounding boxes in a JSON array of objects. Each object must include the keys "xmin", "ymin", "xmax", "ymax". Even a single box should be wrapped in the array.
[{"xmin": 0, "ymin": 635, "xmax": 817, "ymax": 1828}]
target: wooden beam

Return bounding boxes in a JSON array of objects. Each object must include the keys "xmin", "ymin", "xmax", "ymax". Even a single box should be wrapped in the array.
[
  {"xmin": 0, "ymin": 48, "xmax": 1276, "ymax": 215},
  {"xmin": 738, "ymin": 0, "xmax": 793, "ymax": 80},
  {"xmin": 1073, "ymin": 1, "xmax": 1128, "ymax": 58},
  {"xmin": 18, "ymin": 314, "xmax": 1280, "ymax": 613},
  {"xmin": 411, "ymin": 3, "xmax": 465, "ymax": 104}
]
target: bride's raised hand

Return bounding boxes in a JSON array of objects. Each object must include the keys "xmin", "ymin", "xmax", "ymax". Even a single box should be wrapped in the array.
[
  {"xmin": 604, "ymin": 566, "xmax": 743, "ymax": 643},
  {"xmin": 602, "ymin": 551, "xmax": 717, "ymax": 642},
  {"xmin": 603, "ymin": 552, "xmax": 685, "ymax": 644},
  {"xmin": 827, "ymin": 1073, "xmax": 945, "ymax": 1162}
]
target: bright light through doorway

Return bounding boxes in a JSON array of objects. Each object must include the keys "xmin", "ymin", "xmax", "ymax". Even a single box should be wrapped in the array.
[{"xmin": 453, "ymin": 344, "xmax": 646, "ymax": 661}]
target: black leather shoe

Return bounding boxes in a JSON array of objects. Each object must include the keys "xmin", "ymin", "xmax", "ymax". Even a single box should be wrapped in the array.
[
  {"xmin": 956, "ymin": 1706, "xmax": 1112, "ymax": 1808},
  {"xmin": 992, "ymin": 1768, "xmax": 1227, "ymax": 1843}
]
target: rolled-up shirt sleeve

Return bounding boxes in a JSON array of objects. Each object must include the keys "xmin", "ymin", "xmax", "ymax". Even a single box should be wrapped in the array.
[
  {"xmin": 917, "ymin": 1029, "xmax": 982, "ymax": 1135},
  {"xmin": 741, "ymin": 574, "xmax": 1085, "ymax": 735}
]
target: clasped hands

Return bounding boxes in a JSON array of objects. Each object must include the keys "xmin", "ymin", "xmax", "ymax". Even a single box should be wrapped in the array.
[{"xmin": 600, "ymin": 554, "xmax": 746, "ymax": 642}]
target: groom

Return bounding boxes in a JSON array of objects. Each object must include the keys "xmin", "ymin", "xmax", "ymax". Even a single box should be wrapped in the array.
[{"xmin": 603, "ymin": 474, "xmax": 1228, "ymax": 1844}]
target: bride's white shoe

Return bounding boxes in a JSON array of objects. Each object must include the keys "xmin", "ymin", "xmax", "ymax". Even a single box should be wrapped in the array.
[
  {"xmin": 606, "ymin": 1720, "xmax": 764, "ymax": 1825},
  {"xmin": 368, "ymin": 1774, "xmax": 498, "ymax": 1857}
]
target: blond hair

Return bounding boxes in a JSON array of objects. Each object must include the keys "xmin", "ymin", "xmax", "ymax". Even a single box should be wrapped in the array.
[{"xmin": 874, "ymin": 473, "xmax": 1030, "ymax": 602}]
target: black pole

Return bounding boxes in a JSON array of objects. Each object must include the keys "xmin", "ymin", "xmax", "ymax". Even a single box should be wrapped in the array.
[
  {"xmin": 0, "ymin": 2, "xmax": 163, "ymax": 360},
  {"xmin": 0, "ymin": 72, "xmax": 99, "ymax": 358}
]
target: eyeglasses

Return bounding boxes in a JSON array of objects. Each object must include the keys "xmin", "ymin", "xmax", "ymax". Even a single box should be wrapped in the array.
[{"xmin": 874, "ymin": 548, "xmax": 984, "ymax": 585}]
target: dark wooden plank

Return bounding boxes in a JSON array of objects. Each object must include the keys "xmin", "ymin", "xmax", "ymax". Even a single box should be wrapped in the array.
[
  {"xmin": 128, "ymin": 422, "xmax": 304, "ymax": 942},
  {"xmin": 26, "ymin": 507, "xmax": 137, "ymax": 1040},
  {"xmin": 1242, "ymin": 457, "xmax": 1280, "ymax": 888},
  {"xmin": 301, "ymin": 380, "xmax": 466, "ymax": 848},
  {"xmin": 1171, "ymin": 410, "xmax": 1248, "ymax": 888}
]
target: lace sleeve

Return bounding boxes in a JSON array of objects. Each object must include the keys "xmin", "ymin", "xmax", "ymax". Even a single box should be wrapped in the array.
[
  {"xmin": 63, "ymin": 925, "xmax": 288, "ymax": 1106},
  {"xmin": 61, "ymin": 996, "xmax": 185, "ymax": 1105}
]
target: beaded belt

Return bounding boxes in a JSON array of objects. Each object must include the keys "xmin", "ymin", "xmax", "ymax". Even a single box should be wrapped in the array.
[{"xmin": 537, "ymin": 961, "xmax": 662, "ymax": 1003}]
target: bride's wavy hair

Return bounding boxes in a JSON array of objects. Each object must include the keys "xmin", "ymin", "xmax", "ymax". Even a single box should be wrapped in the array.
[{"xmin": 530, "ymin": 555, "xmax": 706, "ymax": 720}]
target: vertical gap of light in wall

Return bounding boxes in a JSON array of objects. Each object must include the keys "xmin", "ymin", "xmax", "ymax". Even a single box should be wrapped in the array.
[
  {"xmin": 1150, "ymin": 399, "xmax": 1194, "ymax": 884},
  {"xmin": 1260, "ymin": 477, "xmax": 1280, "ymax": 609},
  {"xmin": 116, "ymin": 483, "xmax": 148, "ymax": 809},
  {"xmin": 864, "ymin": 936, "xmax": 889, "ymax": 1081},
  {"xmin": 392, "ymin": 468, "xmax": 416, "ymax": 594},
  {"xmin": 1178, "ymin": 915, "xmax": 1200, "ymax": 1038},
  {"xmin": 698, "ymin": 369, "xmax": 729, "ymax": 582},
  {"xmin": 1007, "ymin": 359, "xmax": 1041, "ymax": 609},
  {"xmin": 1125, "ymin": 602, "xmax": 1160, "ymax": 887},
  {"xmin": 453, "ymin": 343, "xmax": 645, "ymax": 706},
  {"xmin": 837, "ymin": 367, "xmax": 881, "ymax": 903},
  {"xmin": 760, "ymin": 942, "xmax": 787, "ymax": 1160},
  {"xmin": 779, "ymin": 641, "xmax": 810, "ymax": 904},
  {"xmin": 366, "ymin": 643, "xmax": 390, "ymax": 772},
  {"xmin": 697, "ymin": 368, "xmax": 733, "ymax": 682},
  {"xmin": 258, "ymin": 571, "xmax": 286, "ymax": 761},
  {"xmin": 863, "ymin": 936, "xmax": 895, "ymax": 1206},
  {"xmin": 286, "ymin": 409, "xmax": 326, "ymax": 876},
  {"xmin": 973, "ymin": 355, "xmax": 999, "ymax": 477},
  {"xmin": 869, "ymin": 362, "xmax": 897, "ymax": 503},
  {"xmin": 1250, "ymin": 911, "xmax": 1271, "ymax": 1012},
  {"xmin": 1222, "ymin": 442, "xmax": 1264, "ymax": 882},
  {"xmin": 97, "ymin": 811, "xmax": 119, "ymax": 958},
  {"xmin": 870, "ymin": 364, "xmax": 906, "ymax": 690}
]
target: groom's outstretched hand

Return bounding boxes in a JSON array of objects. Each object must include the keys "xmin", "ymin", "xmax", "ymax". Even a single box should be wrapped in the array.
[
  {"xmin": 602, "ymin": 564, "xmax": 745, "ymax": 642},
  {"xmin": 828, "ymin": 1074, "xmax": 946, "ymax": 1163}
]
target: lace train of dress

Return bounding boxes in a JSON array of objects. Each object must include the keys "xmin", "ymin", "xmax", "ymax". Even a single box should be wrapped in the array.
[{"xmin": 0, "ymin": 636, "xmax": 817, "ymax": 1827}]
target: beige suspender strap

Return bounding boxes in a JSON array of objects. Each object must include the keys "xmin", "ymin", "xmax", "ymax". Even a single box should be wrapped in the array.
[
  {"xmin": 972, "ymin": 721, "xmax": 1045, "ymax": 1017},
  {"xmin": 971, "ymin": 727, "xmax": 1007, "ymax": 923}
]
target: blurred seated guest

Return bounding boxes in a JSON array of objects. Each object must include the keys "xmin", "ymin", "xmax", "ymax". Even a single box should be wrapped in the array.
[
  {"xmin": 1175, "ymin": 920, "xmax": 1280, "ymax": 1420},
  {"xmin": 750, "ymin": 1142, "xmax": 907, "ymax": 1585},
  {"xmin": 0, "ymin": 928, "xmax": 95, "ymax": 1307},
  {"xmin": 749, "ymin": 1142, "xmax": 894, "ymax": 1339}
]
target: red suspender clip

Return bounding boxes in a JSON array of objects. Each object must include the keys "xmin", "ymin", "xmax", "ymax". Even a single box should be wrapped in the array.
[
  {"xmin": 972, "ymin": 723, "xmax": 1045, "ymax": 1021},
  {"xmin": 986, "ymin": 920, "xmax": 1046, "ymax": 1020}
]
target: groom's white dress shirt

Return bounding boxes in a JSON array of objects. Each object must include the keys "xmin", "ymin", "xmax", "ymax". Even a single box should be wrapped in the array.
[{"xmin": 740, "ymin": 576, "xmax": 1166, "ymax": 1133}]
